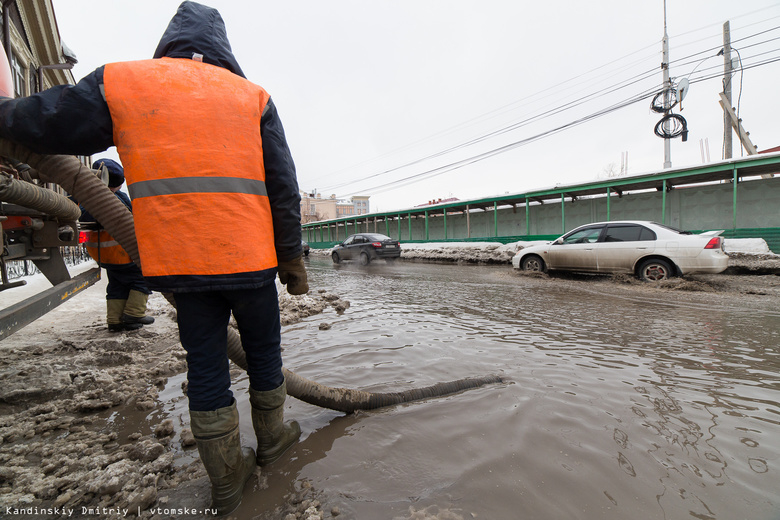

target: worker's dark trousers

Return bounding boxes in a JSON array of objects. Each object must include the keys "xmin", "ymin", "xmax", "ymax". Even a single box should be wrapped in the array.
[
  {"xmin": 104, "ymin": 263, "xmax": 151, "ymax": 300},
  {"xmin": 174, "ymin": 283, "xmax": 284, "ymax": 412}
]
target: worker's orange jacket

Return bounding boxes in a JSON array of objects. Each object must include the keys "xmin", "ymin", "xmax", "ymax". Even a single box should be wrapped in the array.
[
  {"xmin": 83, "ymin": 229, "xmax": 132, "ymax": 266},
  {"xmin": 102, "ymin": 58, "xmax": 281, "ymax": 291}
]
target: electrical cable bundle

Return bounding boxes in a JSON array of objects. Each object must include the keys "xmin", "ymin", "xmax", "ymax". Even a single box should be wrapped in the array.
[{"xmin": 654, "ymin": 113, "xmax": 689, "ymax": 141}]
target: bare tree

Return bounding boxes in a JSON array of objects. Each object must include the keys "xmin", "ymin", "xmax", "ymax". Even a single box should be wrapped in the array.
[
  {"xmin": 600, "ymin": 162, "xmax": 622, "ymax": 179},
  {"xmin": 302, "ymin": 212, "xmax": 323, "ymax": 224}
]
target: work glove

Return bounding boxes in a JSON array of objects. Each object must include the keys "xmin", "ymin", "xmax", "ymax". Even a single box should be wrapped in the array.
[{"xmin": 277, "ymin": 255, "xmax": 309, "ymax": 295}]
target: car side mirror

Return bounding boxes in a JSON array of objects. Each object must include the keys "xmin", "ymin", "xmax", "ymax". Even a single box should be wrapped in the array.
[{"xmin": 554, "ymin": 238, "xmax": 563, "ymax": 245}]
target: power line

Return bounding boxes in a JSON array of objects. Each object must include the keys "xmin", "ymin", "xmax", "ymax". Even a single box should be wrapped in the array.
[
  {"xmin": 339, "ymin": 88, "xmax": 661, "ymax": 196},
  {"xmin": 317, "ymin": 24, "xmax": 780, "ymax": 197},
  {"xmin": 338, "ymin": 52, "xmax": 779, "ymax": 197}
]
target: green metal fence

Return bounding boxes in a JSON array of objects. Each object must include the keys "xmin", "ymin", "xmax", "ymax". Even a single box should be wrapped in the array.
[{"xmin": 304, "ymin": 154, "xmax": 780, "ymax": 253}]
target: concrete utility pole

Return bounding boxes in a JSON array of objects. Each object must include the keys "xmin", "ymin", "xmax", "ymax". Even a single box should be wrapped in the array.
[
  {"xmin": 722, "ymin": 21, "xmax": 733, "ymax": 159},
  {"xmin": 662, "ymin": 0, "xmax": 672, "ymax": 168}
]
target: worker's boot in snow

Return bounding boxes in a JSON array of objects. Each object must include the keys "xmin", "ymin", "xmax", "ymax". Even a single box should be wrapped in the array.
[
  {"xmin": 190, "ymin": 400, "xmax": 256, "ymax": 516},
  {"xmin": 121, "ymin": 290, "xmax": 155, "ymax": 327},
  {"xmin": 249, "ymin": 380, "xmax": 301, "ymax": 466},
  {"xmin": 107, "ymin": 299, "xmax": 139, "ymax": 332}
]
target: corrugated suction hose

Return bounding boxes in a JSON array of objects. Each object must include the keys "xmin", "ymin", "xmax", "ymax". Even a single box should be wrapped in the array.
[
  {"xmin": 0, "ymin": 139, "xmax": 503, "ymax": 413},
  {"xmin": 0, "ymin": 173, "xmax": 82, "ymax": 221}
]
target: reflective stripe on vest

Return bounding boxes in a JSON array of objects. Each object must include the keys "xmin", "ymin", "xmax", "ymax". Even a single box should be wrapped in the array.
[
  {"xmin": 103, "ymin": 58, "xmax": 277, "ymax": 278},
  {"xmin": 83, "ymin": 230, "xmax": 133, "ymax": 265},
  {"xmin": 129, "ymin": 176, "xmax": 268, "ymax": 200}
]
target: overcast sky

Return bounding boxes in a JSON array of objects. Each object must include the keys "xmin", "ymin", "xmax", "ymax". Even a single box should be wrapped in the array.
[{"xmin": 54, "ymin": 1, "xmax": 780, "ymax": 213}]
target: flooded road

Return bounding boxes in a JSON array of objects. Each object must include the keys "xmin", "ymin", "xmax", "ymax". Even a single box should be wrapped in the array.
[{"xmin": 245, "ymin": 257, "xmax": 780, "ymax": 520}]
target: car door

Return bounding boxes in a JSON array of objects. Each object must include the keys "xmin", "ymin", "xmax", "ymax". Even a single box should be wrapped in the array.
[
  {"xmin": 595, "ymin": 224, "xmax": 656, "ymax": 273},
  {"xmin": 349, "ymin": 235, "xmax": 368, "ymax": 259},
  {"xmin": 547, "ymin": 225, "xmax": 604, "ymax": 271},
  {"xmin": 340, "ymin": 235, "xmax": 356, "ymax": 260}
]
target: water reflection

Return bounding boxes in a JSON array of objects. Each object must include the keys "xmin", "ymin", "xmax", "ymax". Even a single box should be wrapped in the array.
[{"xmin": 263, "ymin": 258, "xmax": 780, "ymax": 519}]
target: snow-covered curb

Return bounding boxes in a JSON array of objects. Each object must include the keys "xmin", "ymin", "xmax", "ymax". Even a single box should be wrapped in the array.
[{"xmin": 310, "ymin": 238, "xmax": 776, "ymax": 265}]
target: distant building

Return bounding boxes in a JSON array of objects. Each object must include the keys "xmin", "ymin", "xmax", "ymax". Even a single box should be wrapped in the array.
[
  {"xmin": 301, "ymin": 190, "xmax": 370, "ymax": 223},
  {"xmin": 351, "ymin": 195, "xmax": 370, "ymax": 215}
]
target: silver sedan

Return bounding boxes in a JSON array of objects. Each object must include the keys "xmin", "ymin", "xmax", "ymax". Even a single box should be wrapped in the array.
[{"xmin": 511, "ymin": 221, "xmax": 729, "ymax": 281}]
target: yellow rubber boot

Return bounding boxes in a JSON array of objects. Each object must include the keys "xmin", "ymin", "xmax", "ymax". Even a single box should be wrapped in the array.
[
  {"xmin": 106, "ymin": 299, "xmax": 132, "ymax": 332},
  {"xmin": 121, "ymin": 290, "xmax": 155, "ymax": 326}
]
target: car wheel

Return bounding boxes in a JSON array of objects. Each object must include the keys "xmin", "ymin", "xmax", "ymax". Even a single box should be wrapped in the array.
[
  {"xmin": 521, "ymin": 254, "xmax": 546, "ymax": 272},
  {"xmin": 331, "ymin": 252, "xmax": 340, "ymax": 264},
  {"xmin": 638, "ymin": 258, "xmax": 672, "ymax": 281},
  {"xmin": 360, "ymin": 251, "xmax": 371, "ymax": 265}
]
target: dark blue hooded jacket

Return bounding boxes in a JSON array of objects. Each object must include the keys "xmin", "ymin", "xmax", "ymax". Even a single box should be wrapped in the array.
[{"xmin": 0, "ymin": 1, "xmax": 302, "ymax": 270}]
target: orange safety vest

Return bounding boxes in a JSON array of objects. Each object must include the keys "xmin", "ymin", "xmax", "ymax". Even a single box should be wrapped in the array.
[
  {"xmin": 83, "ymin": 229, "xmax": 133, "ymax": 265},
  {"xmin": 102, "ymin": 58, "xmax": 277, "ymax": 280}
]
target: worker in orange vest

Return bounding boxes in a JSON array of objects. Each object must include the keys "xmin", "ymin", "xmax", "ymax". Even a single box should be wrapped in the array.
[
  {"xmin": 79, "ymin": 158, "xmax": 154, "ymax": 332},
  {"xmin": 0, "ymin": 2, "xmax": 308, "ymax": 515}
]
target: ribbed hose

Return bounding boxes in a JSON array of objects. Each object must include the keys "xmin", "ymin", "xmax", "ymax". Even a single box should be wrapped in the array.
[
  {"xmin": 283, "ymin": 369, "xmax": 503, "ymax": 413},
  {"xmin": 0, "ymin": 174, "xmax": 82, "ymax": 221},
  {"xmin": 0, "ymin": 139, "xmax": 504, "ymax": 412},
  {"xmin": 224, "ymin": 330, "xmax": 503, "ymax": 412},
  {"xmin": 0, "ymin": 142, "xmax": 141, "ymax": 267}
]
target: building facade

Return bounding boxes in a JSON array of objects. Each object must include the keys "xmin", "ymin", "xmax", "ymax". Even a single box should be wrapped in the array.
[
  {"xmin": 2, "ymin": 0, "xmax": 75, "ymax": 97},
  {"xmin": 0, "ymin": 1, "xmax": 80, "ymax": 193},
  {"xmin": 300, "ymin": 190, "xmax": 370, "ymax": 223}
]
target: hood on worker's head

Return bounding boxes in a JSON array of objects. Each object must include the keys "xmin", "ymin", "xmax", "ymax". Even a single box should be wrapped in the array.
[
  {"xmin": 93, "ymin": 158, "xmax": 125, "ymax": 188},
  {"xmin": 153, "ymin": 1, "xmax": 246, "ymax": 78}
]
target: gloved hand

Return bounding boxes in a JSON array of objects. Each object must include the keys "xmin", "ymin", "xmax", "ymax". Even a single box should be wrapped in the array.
[{"xmin": 277, "ymin": 255, "xmax": 309, "ymax": 295}]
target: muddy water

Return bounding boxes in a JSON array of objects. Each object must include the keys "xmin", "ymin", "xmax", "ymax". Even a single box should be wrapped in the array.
[{"xmin": 233, "ymin": 258, "xmax": 780, "ymax": 520}]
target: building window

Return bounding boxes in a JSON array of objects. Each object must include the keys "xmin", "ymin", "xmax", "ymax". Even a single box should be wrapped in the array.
[{"xmin": 10, "ymin": 53, "xmax": 25, "ymax": 97}]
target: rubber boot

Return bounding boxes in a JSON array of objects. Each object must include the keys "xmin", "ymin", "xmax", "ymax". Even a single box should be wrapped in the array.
[
  {"xmin": 121, "ymin": 289, "xmax": 155, "ymax": 326},
  {"xmin": 107, "ymin": 299, "xmax": 139, "ymax": 332},
  {"xmin": 190, "ymin": 400, "xmax": 257, "ymax": 517},
  {"xmin": 249, "ymin": 380, "xmax": 301, "ymax": 466}
]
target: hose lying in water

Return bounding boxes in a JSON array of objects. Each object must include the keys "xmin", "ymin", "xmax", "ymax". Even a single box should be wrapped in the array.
[
  {"xmin": 0, "ymin": 139, "xmax": 504, "ymax": 413},
  {"xmin": 224, "ymin": 333, "xmax": 504, "ymax": 413}
]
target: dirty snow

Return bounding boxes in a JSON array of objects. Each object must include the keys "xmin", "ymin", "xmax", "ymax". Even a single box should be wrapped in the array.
[
  {"xmin": 311, "ymin": 237, "xmax": 777, "ymax": 265},
  {"xmin": 0, "ymin": 238, "xmax": 777, "ymax": 519},
  {"xmin": 0, "ymin": 263, "xmax": 349, "ymax": 520}
]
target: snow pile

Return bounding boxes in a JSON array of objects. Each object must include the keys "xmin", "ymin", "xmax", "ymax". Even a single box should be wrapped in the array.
[
  {"xmin": 275, "ymin": 280, "xmax": 350, "ymax": 325},
  {"xmin": 0, "ymin": 275, "xmax": 347, "ymax": 517},
  {"xmin": 723, "ymin": 238, "xmax": 772, "ymax": 254},
  {"xmin": 400, "ymin": 241, "xmax": 518, "ymax": 264},
  {"xmin": 313, "ymin": 238, "xmax": 775, "ymax": 265}
]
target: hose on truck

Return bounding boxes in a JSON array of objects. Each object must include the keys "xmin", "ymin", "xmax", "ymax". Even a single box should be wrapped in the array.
[
  {"xmin": 0, "ymin": 139, "xmax": 504, "ymax": 413},
  {"xmin": 0, "ymin": 172, "xmax": 82, "ymax": 222}
]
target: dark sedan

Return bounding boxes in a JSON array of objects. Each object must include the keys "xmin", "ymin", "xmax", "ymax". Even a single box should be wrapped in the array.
[{"xmin": 332, "ymin": 233, "xmax": 401, "ymax": 265}]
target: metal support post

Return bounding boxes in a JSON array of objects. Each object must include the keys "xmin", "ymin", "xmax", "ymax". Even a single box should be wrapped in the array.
[
  {"xmin": 561, "ymin": 194, "xmax": 566, "ymax": 233},
  {"xmin": 732, "ymin": 167, "xmax": 738, "ymax": 229},
  {"xmin": 661, "ymin": 180, "xmax": 667, "ymax": 224},
  {"xmin": 723, "ymin": 21, "xmax": 733, "ymax": 160}
]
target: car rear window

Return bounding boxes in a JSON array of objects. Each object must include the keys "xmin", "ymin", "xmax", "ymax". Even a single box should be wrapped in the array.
[
  {"xmin": 364, "ymin": 234, "xmax": 392, "ymax": 241},
  {"xmin": 603, "ymin": 225, "xmax": 656, "ymax": 242}
]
